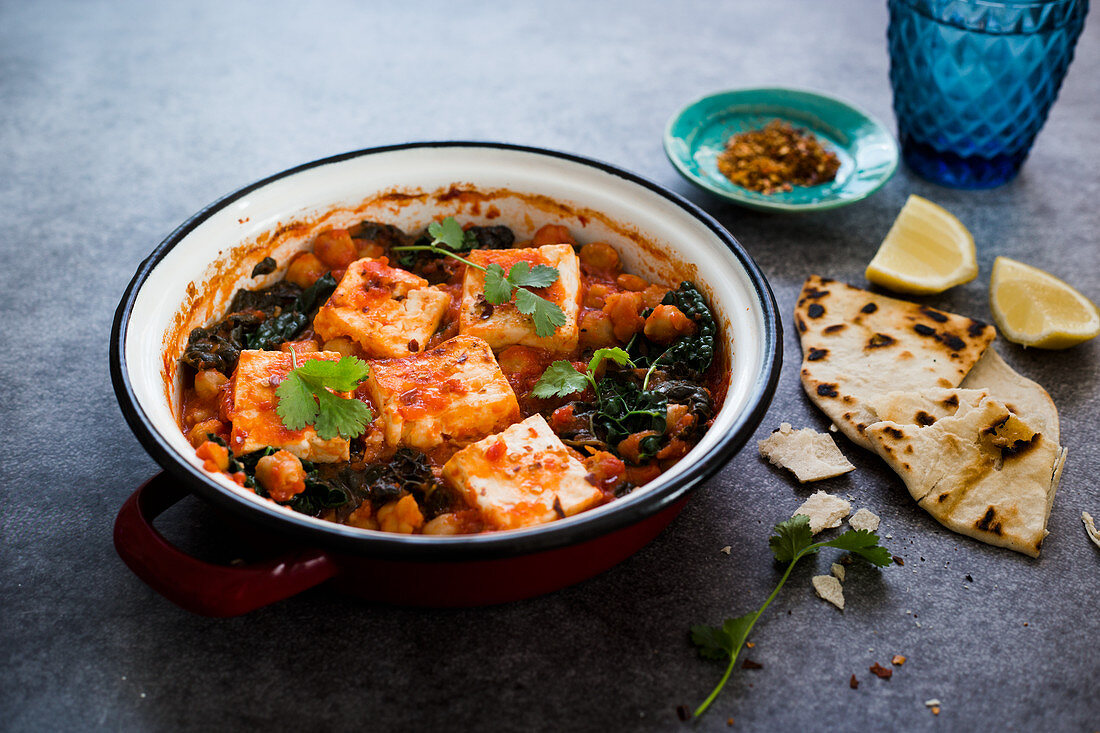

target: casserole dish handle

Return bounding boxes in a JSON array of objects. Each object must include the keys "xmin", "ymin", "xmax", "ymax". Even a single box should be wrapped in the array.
[{"xmin": 114, "ymin": 473, "xmax": 338, "ymax": 617}]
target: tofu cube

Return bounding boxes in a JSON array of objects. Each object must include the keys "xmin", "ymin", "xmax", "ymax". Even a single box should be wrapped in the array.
[
  {"xmin": 459, "ymin": 244, "xmax": 581, "ymax": 352},
  {"xmin": 228, "ymin": 349, "xmax": 350, "ymax": 462},
  {"xmin": 442, "ymin": 414, "xmax": 604, "ymax": 530},
  {"xmin": 313, "ymin": 257, "xmax": 451, "ymax": 358},
  {"xmin": 364, "ymin": 335, "xmax": 521, "ymax": 454}
]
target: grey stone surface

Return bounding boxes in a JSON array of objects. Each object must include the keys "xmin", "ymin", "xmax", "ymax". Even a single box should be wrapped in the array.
[{"xmin": 1, "ymin": 0, "xmax": 1097, "ymax": 730}]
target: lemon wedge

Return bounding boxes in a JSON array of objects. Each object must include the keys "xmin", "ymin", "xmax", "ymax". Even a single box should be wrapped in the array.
[
  {"xmin": 990, "ymin": 256, "xmax": 1100, "ymax": 349},
  {"xmin": 865, "ymin": 194, "xmax": 978, "ymax": 295}
]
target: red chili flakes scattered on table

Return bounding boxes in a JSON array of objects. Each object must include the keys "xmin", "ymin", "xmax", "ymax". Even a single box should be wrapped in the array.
[
  {"xmin": 715, "ymin": 120, "xmax": 841, "ymax": 195},
  {"xmin": 676, "ymin": 704, "xmax": 690, "ymax": 721},
  {"xmin": 741, "ymin": 659, "xmax": 763, "ymax": 670},
  {"xmin": 892, "ymin": 655, "xmax": 907, "ymax": 666},
  {"xmin": 869, "ymin": 662, "xmax": 893, "ymax": 680},
  {"xmin": 849, "ymin": 674, "xmax": 859, "ymax": 689},
  {"xmin": 892, "ymin": 555, "xmax": 905, "ymax": 566}
]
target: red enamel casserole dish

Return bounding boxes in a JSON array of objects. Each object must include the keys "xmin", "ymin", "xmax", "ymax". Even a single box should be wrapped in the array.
[{"xmin": 110, "ymin": 142, "xmax": 782, "ymax": 616}]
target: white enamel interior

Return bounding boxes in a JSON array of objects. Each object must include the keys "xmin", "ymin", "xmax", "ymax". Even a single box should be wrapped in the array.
[{"xmin": 123, "ymin": 145, "xmax": 771, "ymax": 536}]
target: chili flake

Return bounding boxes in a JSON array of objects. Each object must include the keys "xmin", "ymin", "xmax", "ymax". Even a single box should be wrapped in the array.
[
  {"xmin": 869, "ymin": 662, "xmax": 893, "ymax": 680},
  {"xmin": 716, "ymin": 120, "xmax": 841, "ymax": 194}
]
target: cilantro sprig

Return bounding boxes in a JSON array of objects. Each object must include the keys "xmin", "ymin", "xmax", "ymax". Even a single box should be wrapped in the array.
[
  {"xmin": 391, "ymin": 217, "xmax": 566, "ymax": 337},
  {"xmin": 275, "ymin": 355, "xmax": 372, "ymax": 440},
  {"xmin": 691, "ymin": 515, "xmax": 891, "ymax": 718},
  {"xmin": 531, "ymin": 347, "xmax": 633, "ymax": 399}
]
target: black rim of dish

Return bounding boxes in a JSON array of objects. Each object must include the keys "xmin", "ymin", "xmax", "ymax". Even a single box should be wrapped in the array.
[{"xmin": 110, "ymin": 141, "xmax": 783, "ymax": 562}]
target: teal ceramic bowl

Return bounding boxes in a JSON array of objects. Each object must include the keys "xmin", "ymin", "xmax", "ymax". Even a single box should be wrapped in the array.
[{"xmin": 664, "ymin": 88, "xmax": 898, "ymax": 212}]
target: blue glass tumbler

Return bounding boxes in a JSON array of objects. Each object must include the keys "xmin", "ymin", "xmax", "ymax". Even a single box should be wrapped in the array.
[{"xmin": 887, "ymin": 0, "xmax": 1088, "ymax": 189}]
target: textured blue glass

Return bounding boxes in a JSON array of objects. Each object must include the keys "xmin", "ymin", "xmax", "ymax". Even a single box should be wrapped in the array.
[{"xmin": 888, "ymin": 0, "xmax": 1088, "ymax": 188}]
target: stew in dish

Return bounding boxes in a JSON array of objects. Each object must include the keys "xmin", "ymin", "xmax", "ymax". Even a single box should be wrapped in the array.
[{"xmin": 178, "ymin": 217, "xmax": 723, "ymax": 534}]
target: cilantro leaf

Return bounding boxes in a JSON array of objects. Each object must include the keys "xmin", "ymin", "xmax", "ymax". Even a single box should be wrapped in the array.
[
  {"xmin": 587, "ymin": 347, "xmax": 633, "ymax": 374},
  {"xmin": 275, "ymin": 356, "xmax": 372, "ymax": 440},
  {"xmin": 483, "ymin": 263, "xmax": 514, "ymax": 304},
  {"xmin": 820, "ymin": 529, "xmax": 893, "ymax": 567},
  {"xmin": 273, "ymin": 369, "xmax": 318, "ymax": 431},
  {"xmin": 312, "ymin": 387, "xmax": 372, "ymax": 440},
  {"xmin": 507, "ymin": 261, "xmax": 559, "ymax": 289},
  {"xmin": 768, "ymin": 514, "xmax": 816, "ymax": 563},
  {"xmin": 291, "ymin": 355, "xmax": 371, "ymax": 391},
  {"xmin": 691, "ymin": 613, "xmax": 755, "ymax": 661},
  {"xmin": 515, "ymin": 287, "xmax": 567, "ymax": 337},
  {"xmin": 692, "ymin": 512, "xmax": 892, "ymax": 718},
  {"xmin": 427, "ymin": 217, "xmax": 477, "ymax": 252},
  {"xmin": 531, "ymin": 360, "xmax": 589, "ymax": 399}
]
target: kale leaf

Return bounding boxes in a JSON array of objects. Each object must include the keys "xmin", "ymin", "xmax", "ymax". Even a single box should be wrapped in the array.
[{"xmin": 658, "ymin": 281, "xmax": 716, "ymax": 377}]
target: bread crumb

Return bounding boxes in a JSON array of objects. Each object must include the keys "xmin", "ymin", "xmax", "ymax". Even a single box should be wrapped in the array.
[
  {"xmin": 720, "ymin": 545, "xmax": 732, "ymax": 555},
  {"xmin": 812, "ymin": 574, "xmax": 845, "ymax": 609},
  {"xmin": 1083, "ymin": 511, "xmax": 1100, "ymax": 549},
  {"xmin": 830, "ymin": 562, "xmax": 846, "ymax": 582},
  {"xmin": 924, "ymin": 699, "xmax": 942, "ymax": 707},
  {"xmin": 849, "ymin": 507, "xmax": 881, "ymax": 532},
  {"xmin": 794, "ymin": 491, "xmax": 852, "ymax": 534},
  {"xmin": 759, "ymin": 427, "xmax": 855, "ymax": 483},
  {"xmin": 891, "ymin": 655, "xmax": 906, "ymax": 666}
]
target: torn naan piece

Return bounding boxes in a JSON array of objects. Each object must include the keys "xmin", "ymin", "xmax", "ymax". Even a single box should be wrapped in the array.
[
  {"xmin": 794, "ymin": 276, "xmax": 996, "ymax": 450},
  {"xmin": 865, "ymin": 393, "xmax": 1066, "ymax": 557},
  {"xmin": 961, "ymin": 346, "xmax": 1060, "ymax": 444},
  {"xmin": 757, "ymin": 423, "xmax": 855, "ymax": 483}
]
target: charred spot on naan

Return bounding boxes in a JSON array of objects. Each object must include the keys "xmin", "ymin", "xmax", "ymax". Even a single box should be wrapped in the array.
[
  {"xmin": 867, "ymin": 333, "xmax": 896, "ymax": 349},
  {"xmin": 807, "ymin": 304, "xmax": 825, "ymax": 318},
  {"xmin": 975, "ymin": 507, "xmax": 1005, "ymax": 536},
  {"xmin": 817, "ymin": 383, "xmax": 839, "ymax": 398},
  {"xmin": 807, "ymin": 348, "xmax": 828, "ymax": 361},
  {"xmin": 823, "ymin": 324, "xmax": 846, "ymax": 334},
  {"xmin": 920, "ymin": 307, "xmax": 949, "ymax": 323},
  {"xmin": 799, "ymin": 287, "xmax": 831, "ymax": 304}
]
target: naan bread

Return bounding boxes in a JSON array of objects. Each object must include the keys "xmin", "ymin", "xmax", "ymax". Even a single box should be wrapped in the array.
[
  {"xmin": 961, "ymin": 346, "xmax": 1060, "ymax": 444},
  {"xmin": 795, "ymin": 276, "xmax": 997, "ymax": 449},
  {"xmin": 865, "ymin": 393, "xmax": 1065, "ymax": 557},
  {"xmin": 868, "ymin": 388, "xmax": 987, "ymax": 427}
]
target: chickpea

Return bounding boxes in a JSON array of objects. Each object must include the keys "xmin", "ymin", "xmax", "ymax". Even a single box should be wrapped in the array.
[
  {"xmin": 579, "ymin": 242, "xmax": 621, "ymax": 273},
  {"xmin": 578, "ymin": 309, "xmax": 615, "ymax": 348},
  {"xmin": 285, "ymin": 252, "xmax": 326, "ymax": 288},
  {"xmin": 615, "ymin": 273, "xmax": 648, "ymax": 292},
  {"xmin": 584, "ymin": 282, "xmax": 612, "ymax": 309},
  {"xmin": 356, "ymin": 241, "xmax": 386, "ymax": 259},
  {"xmin": 194, "ymin": 440, "xmax": 230, "ymax": 472},
  {"xmin": 422, "ymin": 513, "xmax": 462, "ymax": 536},
  {"xmin": 255, "ymin": 450, "xmax": 307, "ymax": 503},
  {"xmin": 313, "ymin": 228, "xmax": 358, "ymax": 269},
  {"xmin": 183, "ymin": 401, "xmax": 217, "ymax": 428},
  {"xmin": 497, "ymin": 345, "xmax": 547, "ymax": 379},
  {"xmin": 322, "ymin": 337, "xmax": 357, "ymax": 356},
  {"xmin": 193, "ymin": 369, "xmax": 228, "ymax": 402},
  {"xmin": 376, "ymin": 494, "xmax": 424, "ymax": 534},
  {"xmin": 346, "ymin": 502, "xmax": 379, "ymax": 531},
  {"xmin": 602, "ymin": 291, "xmax": 646, "ymax": 341},
  {"xmin": 531, "ymin": 224, "xmax": 575, "ymax": 246},
  {"xmin": 641, "ymin": 284, "xmax": 666, "ymax": 309},
  {"xmin": 644, "ymin": 304, "xmax": 696, "ymax": 344},
  {"xmin": 188, "ymin": 418, "xmax": 228, "ymax": 447}
]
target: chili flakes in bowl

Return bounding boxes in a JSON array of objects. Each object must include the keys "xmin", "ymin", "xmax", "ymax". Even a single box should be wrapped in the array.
[{"xmin": 716, "ymin": 120, "xmax": 841, "ymax": 195}]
